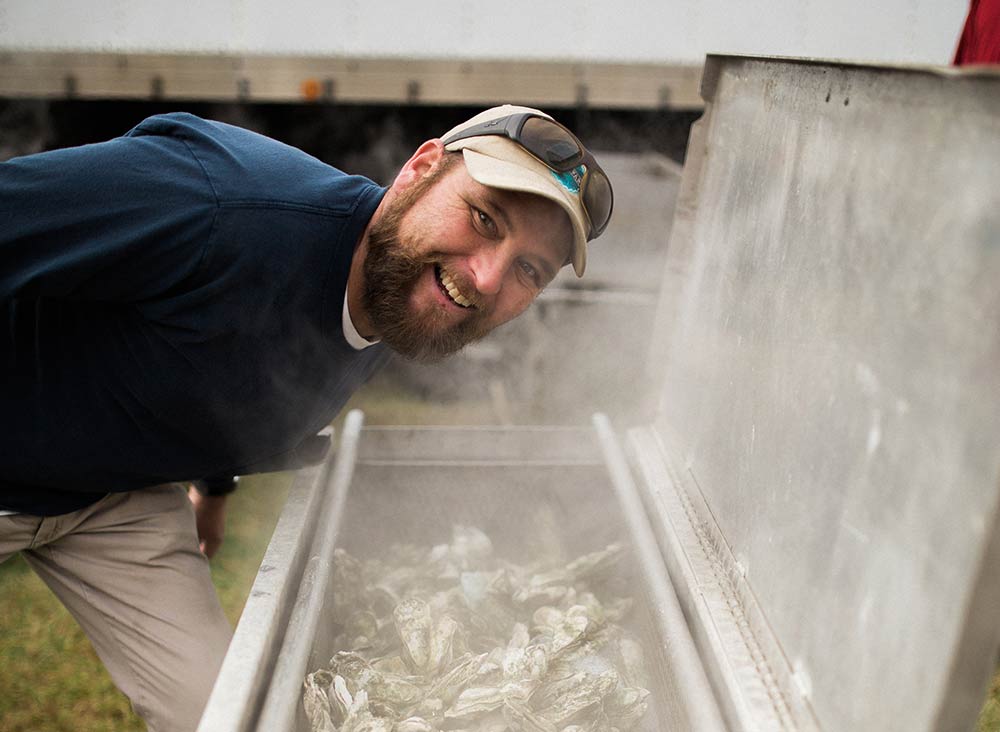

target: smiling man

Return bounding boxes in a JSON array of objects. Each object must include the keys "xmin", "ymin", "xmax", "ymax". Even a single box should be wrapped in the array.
[
  {"xmin": 354, "ymin": 108, "xmax": 605, "ymax": 361},
  {"xmin": 0, "ymin": 104, "xmax": 612, "ymax": 731}
]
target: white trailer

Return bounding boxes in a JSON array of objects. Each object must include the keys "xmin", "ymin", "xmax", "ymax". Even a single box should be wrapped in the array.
[{"xmin": 0, "ymin": 0, "xmax": 971, "ymax": 108}]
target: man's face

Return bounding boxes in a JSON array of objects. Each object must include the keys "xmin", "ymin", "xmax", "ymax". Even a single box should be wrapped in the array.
[{"xmin": 363, "ymin": 153, "xmax": 573, "ymax": 362}]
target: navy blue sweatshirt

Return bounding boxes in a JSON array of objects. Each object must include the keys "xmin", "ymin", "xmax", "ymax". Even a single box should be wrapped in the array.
[{"xmin": 0, "ymin": 113, "xmax": 388, "ymax": 515}]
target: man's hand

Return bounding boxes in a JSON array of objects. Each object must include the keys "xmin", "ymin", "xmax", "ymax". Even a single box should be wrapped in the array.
[{"xmin": 187, "ymin": 486, "xmax": 228, "ymax": 558}]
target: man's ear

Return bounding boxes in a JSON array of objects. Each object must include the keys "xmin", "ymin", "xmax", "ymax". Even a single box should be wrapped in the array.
[{"xmin": 391, "ymin": 139, "xmax": 445, "ymax": 192}]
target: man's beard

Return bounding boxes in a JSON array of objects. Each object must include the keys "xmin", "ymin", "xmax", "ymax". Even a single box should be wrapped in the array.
[{"xmin": 362, "ymin": 162, "xmax": 493, "ymax": 362}]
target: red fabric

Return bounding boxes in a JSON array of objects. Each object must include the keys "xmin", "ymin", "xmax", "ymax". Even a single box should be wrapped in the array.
[{"xmin": 954, "ymin": 0, "xmax": 1000, "ymax": 64}]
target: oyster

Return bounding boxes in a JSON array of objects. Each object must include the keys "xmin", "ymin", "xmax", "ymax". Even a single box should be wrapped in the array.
[
  {"xmin": 423, "ymin": 652, "xmax": 492, "ymax": 704},
  {"xmin": 394, "ymin": 599, "xmax": 433, "ymax": 671},
  {"xmin": 531, "ymin": 669, "xmax": 619, "ymax": 726},
  {"xmin": 605, "ymin": 685, "xmax": 651, "ymax": 729},
  {"xmin": 444, "ymin": 679, "xmax": 535, "ymax": 723},
  {"xmin": 303, "ymin": 670, "xmax": 336, "ymax": 732},
  {"xmin": 504, "ymin": 699, "xmax": 559, "ymax": 732},
  {"xmin": 391, "ymin": 718, "xmax": 434, "ymax": 732},
  {"xmin": 329, "ymin": 675, "xmax": 354, "ymax": 724},
  {"xmin": 501, "ymin": 623, "xmax": 548, "ymax": 681}
]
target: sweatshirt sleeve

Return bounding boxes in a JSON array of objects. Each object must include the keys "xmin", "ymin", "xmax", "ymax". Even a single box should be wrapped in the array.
[
  {"xmin": 192, "ymin": 475, "xmax": 240, "ymax": 497},
  {"xmin": 0, "ymin": 120, "xmax": 217, "ymax": 304}
]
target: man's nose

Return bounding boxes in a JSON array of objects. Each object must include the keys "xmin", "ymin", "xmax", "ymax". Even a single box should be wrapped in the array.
[{"xmin": 469, "ymin": 247, "xmax": 509, "ymax": 296}]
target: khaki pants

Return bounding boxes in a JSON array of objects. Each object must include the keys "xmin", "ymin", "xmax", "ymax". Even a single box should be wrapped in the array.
[{"xmin": 0, "ymin": 484, "xmax": 233, "ymax": 732}]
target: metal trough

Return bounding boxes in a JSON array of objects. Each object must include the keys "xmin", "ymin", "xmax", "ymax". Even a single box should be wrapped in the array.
[{"xmin": 200, "ymin": 411, "xmax": 725, "ymax": 732}]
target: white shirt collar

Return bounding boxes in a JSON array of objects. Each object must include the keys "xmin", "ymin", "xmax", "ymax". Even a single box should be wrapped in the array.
[{"xmin": 342, "ymin": 286, "xmax": 379, "ymax": 350}]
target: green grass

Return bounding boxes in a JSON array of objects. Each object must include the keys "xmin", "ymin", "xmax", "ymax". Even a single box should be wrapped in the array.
[{"xmin": 2, "ymin": 385, "xmax": 999, "ymax": 731}]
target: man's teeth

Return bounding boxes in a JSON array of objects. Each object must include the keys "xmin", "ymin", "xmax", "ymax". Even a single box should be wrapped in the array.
[{"xmin": 439, "ymin": 268, "xmax": 474, "ymax": 308}]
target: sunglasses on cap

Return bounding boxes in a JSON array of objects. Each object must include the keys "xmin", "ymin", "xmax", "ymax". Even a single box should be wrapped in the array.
[{"xmin": 441, "ymin": 112, "xmax": 614, "ymax": 241}]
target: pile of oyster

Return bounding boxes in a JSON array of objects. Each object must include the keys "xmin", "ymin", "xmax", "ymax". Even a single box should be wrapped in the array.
[{"xmin": 302, "ymin": 526, "xmax": 651, "ymax": 732}]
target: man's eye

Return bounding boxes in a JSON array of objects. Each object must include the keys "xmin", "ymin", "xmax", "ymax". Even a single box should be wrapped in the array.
[
  {"xmin": 472, "ymin": 207, "xmax": 496, "ymax": 235},
  {"xmin": 519, "ymin": 260, "xmax": 540, "ymax": 285}
]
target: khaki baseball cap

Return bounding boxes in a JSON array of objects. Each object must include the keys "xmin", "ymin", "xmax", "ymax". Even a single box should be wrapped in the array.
[{"xmin": 441, "ymin": 105, "xmax": 598, "ymax": 277}]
